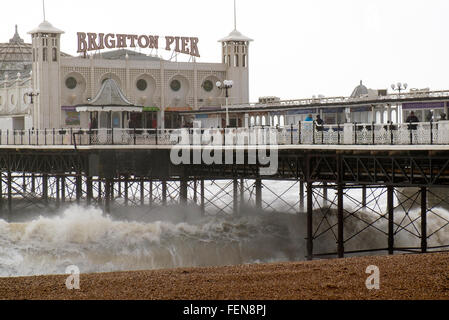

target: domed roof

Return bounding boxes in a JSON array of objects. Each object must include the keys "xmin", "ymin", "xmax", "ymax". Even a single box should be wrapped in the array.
[
  {"xmin": 0, "ymin": 25, "xmax": 32, "ymax": 80},
  {"xmin": 28, "ymin": 20, "xmax": 64, "ymax": 34},
  {"xmin": 219, "ymin": 29, "xmax": 253, "ymax": 42},
  {"xmin": 351, "ymin": 80, "xmax": 369, "ymax": 98}
]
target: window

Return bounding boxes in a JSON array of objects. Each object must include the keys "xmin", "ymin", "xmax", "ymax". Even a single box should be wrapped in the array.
[
  {"xmin": 228, "ymin": 55, "xmax": 231, "ymax": 67},
  {"xmin": 234, "ymin": 55, "xmax": 239, "ymax": 67},
  {"xmin": 136, "ymin": 79, "xmax": 148, "ymax": 91},
  {"xmin": 52, "ymin": 48, "xmax": 57, "ymax": 62},
  {"xmin": 170, "ymin": 80, "xmax": 181, "ymax": 92},
  {"xmin": 65, "ymin": 77, "xmax": 77, "ymax": 89},
  {"xmin": 202, "ymin": 80, "xmax": 213, "ymax": 92},
  {"xmin": 243, "ymin": 54, "xmax": 247, "ymax": 67},
  {"xmin": 43, "ymin": 48, "xmax": 47, "ymax": 62}
]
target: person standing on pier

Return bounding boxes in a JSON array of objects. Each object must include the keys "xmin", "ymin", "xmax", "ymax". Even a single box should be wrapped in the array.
[
  {"xmin": 406, "ymin": 111, "xmax": 419, "ymax": 123},
  {"xmin": 406, "ymin": 111, "xmax": 419, "ymax": 130},
  {"xmin": 315, "ymin": 115, "xmax": 324, "ymax": 131}
]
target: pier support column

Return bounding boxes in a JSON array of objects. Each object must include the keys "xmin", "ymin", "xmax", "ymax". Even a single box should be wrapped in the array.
[
  {"xmin": 56, "ymin": 175, "xmax": 60, "ymax": 208},
  {"xmin": 124, "ymin": 177, "xmax": 129, "ymax": 206},
  {"xmin": 240, "ymin": 178, "xmax": 245, "ymax": 212},
  {"xmin": 86, "ymin": 176, "xmax": 93, "ymax": 206},
  {"xmin": 42, "ymin": 174, "xmax": 48, "ymax": 205},
  {"xmin": 307, "ymin": 182, "xmax": 314, "ymax": 261},
  {"xmin": 387, "ymin": 186, "xmax": 395, "ymax": 255},
  {"xmin": 31, "ymin": 173, "xmax": 35, "ymax": 194},
  {"xmin": 193, "ymin": 180, "xmax": 198, "ymax": 205},
  {"xmin": 323, "ymin": 182, "xmax": 328, "ymax": 207},
  {"xmin": 162, "ymin": 180, "xmax": 167, "ymax": 206},
  {"xmin": 362, "ymin": 185, "xmax": 367, "ymax": 208},
  {"xmin": 22, "ymin": 173, "xmax": 26, "ymax": 194},
  {"xmin": 180, "ymin": 178, "xmax": 188, "ymax": 204},
  {"xmin": 7, "ymin": 170, "xmax": 12, "ymax": 215},
  {"xmin": 149, "ymin": 180, "xmax": 153, "ymax": 207},
  {"xmin": 421, "ymin": 187, "xmax": 427, "ymax": 253},
  {"xmin": 76, "ymin": 174, "xmax": 82, "ymax": 204},
  {"xmin": 337, "ymin": 184, "xmax": 345, "ymax": 258},
  {"xmin": 200, "ymin": 179, "xmax": 205, "ymax": 216},
  {"xmin": 140, "ymin": 178, "xmax": 145, "ymax": 206},
  {"xmin": 299, "ymin": 180, "xmax": 305, "ymax": 211},
  {"xmin": 233, "ymin": 179, "xmax": 239, "ymax": 215},
  {"xmin": 105, "ymin": 179, "xmax": 111, "ymax": 214},
  {"xmin": 255, "ymin": 179, "xmax": 262, "ymax": 210},
  {"xmin": 61, "ymin": 175, "xmax": 66, "ymax": 204}
]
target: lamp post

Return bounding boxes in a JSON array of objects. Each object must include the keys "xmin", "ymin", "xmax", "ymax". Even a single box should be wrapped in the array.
[
  {"xmin": 26, "ymin": 90, "xmax": 40, "ymax": 104},
  {"xmin": 391, "ymin": 83, "xmax": 408, "ymax": 123},
  {"xmin": 216, "ymin": 80, "xmax": 233, "ymax": 128},
  {"xmin": 391, "ymin": 82, "xmax": 408, "ymax": 94},
  {"xmin": 26, "ymin": 90, "xmax": 40, "ymax": 129}
]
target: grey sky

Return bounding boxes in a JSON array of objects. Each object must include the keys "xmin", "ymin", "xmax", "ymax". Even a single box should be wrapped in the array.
[{"xmin": 2, "ymin": 0, "xmax": 449, "ymax": 102}]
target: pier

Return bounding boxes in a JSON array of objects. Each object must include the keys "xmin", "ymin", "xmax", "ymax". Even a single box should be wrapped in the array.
[{"xmin": 1, "ymin": 123, "xmax": 449, "ymax": 260}]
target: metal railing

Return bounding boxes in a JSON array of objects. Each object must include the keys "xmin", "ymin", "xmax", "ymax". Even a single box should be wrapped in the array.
[
  {"xmin": 0, "ymin": 121, "xmax": 448, "ymax": 147},
  {"xmin": 225, "ymin": 89, "xmax": 449, "ymax": 110}
]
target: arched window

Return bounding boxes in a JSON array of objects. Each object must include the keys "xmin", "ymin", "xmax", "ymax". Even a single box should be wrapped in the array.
[
  {"xmin": 262, "ymin": 116, "xmax": 266, "ymax": 126},
  {"xmin": 250, "ymin": 116, "xmax": 255, "ymax": 127},
  {"xmin": 52, "ymin": 48, "xmax": 57, "ymax": 62},
  {"xmin": 376, "ymin": 111, "xmax": 381, "ymax": 124},
  {"xmin": 42, "ymin": 48, "xmax": 47, "ymax": 62},
  {"xmin": 383, "ymin": 110, "xmax": 388, "ymax": 124},
  {"xmin": 280, "ymin": 115, "xmax": 285, "ymax": 127},
  {"xmin": 256, "ymin": 116, "xmax": 260, "ymax": 126},
  {"xmin": 273, "ymin": 115, "xmax": 279, "ymax": 127},
  {"xmin": 391, "ymin": 110, "xmax": 397, "ymax": 124},
  {"xmin": 234, "ymin": 54, "xmax": 239, "ymax": 67}
]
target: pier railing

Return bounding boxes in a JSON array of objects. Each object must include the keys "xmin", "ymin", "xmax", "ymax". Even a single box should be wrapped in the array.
[{"xmin": 1, "ymin": 121, "xmax": 449, "ymax": 146}]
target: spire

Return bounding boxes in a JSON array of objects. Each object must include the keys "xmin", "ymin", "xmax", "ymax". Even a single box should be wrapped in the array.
[
  {"xmin": 43, "ymin": 0, "xmax": 46, "ymax": 21},
  {"xmin": 218, "ymin": 0, "xmax": 253, "ymax": 43},
  {"xmin": 9, "ymin": 25, "xmax": 24, "ymax": 44},
  {"xmin": 234, "ymin": 0, "xmax": 237, "ymax": 30}
]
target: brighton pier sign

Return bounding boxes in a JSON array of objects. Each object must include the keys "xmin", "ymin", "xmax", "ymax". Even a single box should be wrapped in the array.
[{"xmin": 77, "ymin": 32, "xmax": 200, "ymax": 57}]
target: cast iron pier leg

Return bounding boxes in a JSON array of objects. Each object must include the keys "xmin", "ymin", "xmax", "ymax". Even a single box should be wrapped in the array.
[
  {"xmin": 105, "ymin": 179, "xmax": 111, "ymax": 214},
  {"xmin": 421, "ymin": 187, "xmax": 427, "ymax": 253},
  {"xmin": 86, "ymin": 176, "xmax": 93, "ymax": 206},
  {"xmin": 362, "ymin": 185, "xmax": 367, "ymax": 208},
  {"xmin": 200, "ymin": 179, "xmax": 205, "ymax": 216},
  {"xmin": 255, "ymin": 179, "xmax": 262, "ymax": 210},
  {"xmin": 180, "ymin": 178, "xmax": 188, "ymax": 204},
  {"xmin": 307, "ymin": 182, "xmax": 313, "ymax": 261},
  {"xmin": 337, "ymin": 183, "xmax": 345, "ymax": 258},
  {"xmin": 387, "ymin": 186, "xmax": 394, "ymax": 255},
  {"xmin": 162, "ymin": 180, "xmax": 167, "ymax": 206},
  {"xmin": 233, "ymin": 178, "xmax": 239, "ymax": 215},
  {"xmin": 7, "ymin": 170, "xmax": 12, "ymax": 215},
  {"xmin": 300, "ymin": 180, "xmax": 305, "ymax": 211}
]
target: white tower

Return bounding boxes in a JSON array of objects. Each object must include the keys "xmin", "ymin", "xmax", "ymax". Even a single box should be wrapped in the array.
[
  {"xmin": 28, "ymin": 20, "xmax": 64, "ymax": 129},
  {"xmin": 218, "ymin": 1, "xmax": 253, "ymax": 105}
]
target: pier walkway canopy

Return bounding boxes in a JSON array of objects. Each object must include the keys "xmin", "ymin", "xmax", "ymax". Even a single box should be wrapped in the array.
[{"xmin": 76, "ymin": 78, "xmax": 142, "ymax": 129}]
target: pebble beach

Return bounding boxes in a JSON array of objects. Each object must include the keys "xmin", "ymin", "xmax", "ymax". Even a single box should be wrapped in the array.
[{"xmin": 1, "ymin": 253, "xmax": 448, "ymax": 300}]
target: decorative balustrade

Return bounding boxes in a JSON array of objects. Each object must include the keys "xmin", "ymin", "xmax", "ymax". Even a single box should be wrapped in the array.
[{"xmin": 0, "ymin": 121, "xmax": 448, "ymax": 147}]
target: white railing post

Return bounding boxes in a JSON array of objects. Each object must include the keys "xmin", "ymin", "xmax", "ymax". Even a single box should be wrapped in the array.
[
  {"xmin": 438, "ymin": 120, "xmax": 449, "ymax": 144},
  {"xmin": 343, "ymin": 123, "xmax": 353, "ymax": 145}
]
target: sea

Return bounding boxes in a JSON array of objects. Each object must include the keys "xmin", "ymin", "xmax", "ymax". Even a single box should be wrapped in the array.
[{"xmin": 1, "ymin": 180, "xmax": 448, "ymax": 278}]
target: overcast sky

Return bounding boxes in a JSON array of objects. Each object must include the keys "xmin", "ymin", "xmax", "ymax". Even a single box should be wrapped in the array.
[{"xmin": 2, "ymin": 0, "xmax": 449, "ymax": 102}]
